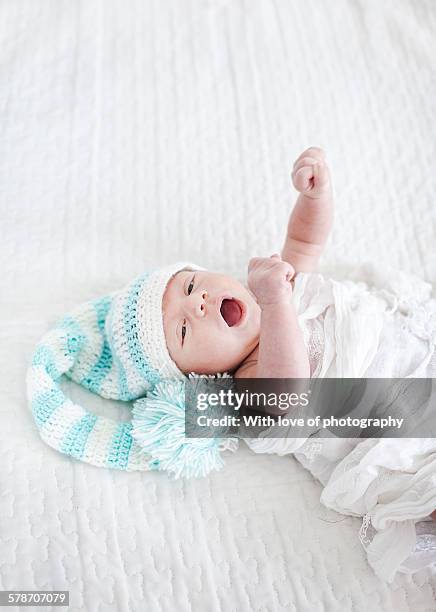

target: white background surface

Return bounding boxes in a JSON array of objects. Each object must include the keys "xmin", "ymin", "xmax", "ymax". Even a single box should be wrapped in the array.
[{"xmin": 1, "ymin": 1, "xmax": 436, "ymax": 610}]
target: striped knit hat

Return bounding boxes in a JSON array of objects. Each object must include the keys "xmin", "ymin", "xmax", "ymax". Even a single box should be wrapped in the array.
[{"xmin": 25, "ymin": 262, "xmax": 234, "ymax": 477}]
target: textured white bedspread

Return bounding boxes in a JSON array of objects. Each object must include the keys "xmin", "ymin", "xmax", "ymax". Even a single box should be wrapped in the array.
[{"xmin": 1, "ymin": 0, "xmax": 436, "ymax": 610}]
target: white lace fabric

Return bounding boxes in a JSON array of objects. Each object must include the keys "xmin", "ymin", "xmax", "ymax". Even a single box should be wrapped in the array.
[{"xmin": 244, "ymin": 265, "xmax": 436, "ymax": 582}]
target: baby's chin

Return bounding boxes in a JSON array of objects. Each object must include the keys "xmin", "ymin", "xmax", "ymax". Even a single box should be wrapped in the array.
[{"xmin": 197, "ymin": 345, "xmax": 258, "ymax": 376}]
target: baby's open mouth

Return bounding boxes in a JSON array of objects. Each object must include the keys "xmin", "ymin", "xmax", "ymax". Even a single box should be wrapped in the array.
[{"xmin": 220, "ymin": 298, "xmax": 243, "ymax": 327}]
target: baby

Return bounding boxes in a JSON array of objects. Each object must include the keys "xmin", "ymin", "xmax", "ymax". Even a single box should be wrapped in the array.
[{"xmin": 162, "ymin": 146, "xmax": 333, "ymax": 380}]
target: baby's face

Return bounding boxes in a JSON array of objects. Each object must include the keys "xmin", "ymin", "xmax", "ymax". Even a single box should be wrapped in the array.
[{"xmin": 162, "ymin": 269, "xmax": 261, "ymax": 374}]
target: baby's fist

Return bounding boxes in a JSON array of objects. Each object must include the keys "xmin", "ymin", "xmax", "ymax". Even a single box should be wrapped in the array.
[
  {"xmin": 291, "ymin": 147, "xmax": 331, "ymax": 199},
  {"xmin": 247, "ymin": 254, "xmax": 294, "ymax": 307}
]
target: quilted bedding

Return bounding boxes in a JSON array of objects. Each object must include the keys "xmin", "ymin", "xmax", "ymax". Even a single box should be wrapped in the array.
[{"xmin": 1, "ymin": 0, "xmax": 436, "ymax": 610}]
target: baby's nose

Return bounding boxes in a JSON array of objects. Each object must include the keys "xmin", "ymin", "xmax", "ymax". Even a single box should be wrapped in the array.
[{"xmin": 192, "ymin": 290, "xmax": 208, "ymax": 317}]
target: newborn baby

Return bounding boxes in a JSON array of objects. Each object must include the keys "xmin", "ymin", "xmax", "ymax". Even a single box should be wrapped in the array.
[{"xmin": 162, "ymin": 146, "xmax": 333, "ymax": 380}]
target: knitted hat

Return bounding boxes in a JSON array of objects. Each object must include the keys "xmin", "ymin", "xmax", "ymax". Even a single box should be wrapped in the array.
[{"xmin": 26, "ymin": 262, "xmax": 236, "ymax": 477}]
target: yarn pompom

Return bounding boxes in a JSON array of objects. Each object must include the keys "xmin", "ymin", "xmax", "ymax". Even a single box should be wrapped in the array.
[{"xmin": 131, "ymin": 378, "xmax": 233, "ymax": 479}]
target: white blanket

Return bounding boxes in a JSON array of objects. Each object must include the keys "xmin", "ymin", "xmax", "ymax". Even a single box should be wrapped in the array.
[{"xmin": 2, "ymin": 0, "xmax": 436, "ymax": 609}]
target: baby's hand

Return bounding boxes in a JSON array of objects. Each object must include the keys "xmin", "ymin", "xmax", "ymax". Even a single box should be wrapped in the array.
[
  {"xmin": 247, "ymin": 254, "xmax": 294, "ymax": 307},
  {"xmin": 291, "ymin": 147, "xmax": 331, "ymax": 199}
]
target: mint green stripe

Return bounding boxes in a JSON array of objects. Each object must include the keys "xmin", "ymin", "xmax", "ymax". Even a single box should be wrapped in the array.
[
  {"xmin": 106, "ymin": 422, "xmax": 133, "ymax": 469},
  {"xmin": 57, "ymin": 315, "xmax": 86, "ymax": 355},
  {"xmin": 124, "ymin": 274, "xmax": 161, "ymax": 387},
  {"xmin": 80, "ymin": 340, "xmax": 113, "ymax": 394},
  {"xmin": 117, "ymin": 365, "xmax": 131, "ymax": 401},
  {"xmin": 61, "ymin": 413, "xmax": 98, "ymax": 458},
  {"xmin": 31, "ymin": 388, "xmax": 65, "ymax": 428},
  {"xmin": 80, "ymin": 297, "xmax": 113, "ymax": 394},
  {"xmin": 31, "ymin": 345, "xmax": 61, "ymax": 380}
]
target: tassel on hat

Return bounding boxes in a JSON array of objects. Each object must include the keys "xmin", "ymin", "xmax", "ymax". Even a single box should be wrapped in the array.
[{"xmin": 131, "ymin": 375, "xmax": 238, "ymax": 479}]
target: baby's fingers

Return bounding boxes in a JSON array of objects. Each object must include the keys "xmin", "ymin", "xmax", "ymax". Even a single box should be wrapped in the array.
[
  {"xmin": 313, "ymin": 161, "xmax": 330, "ymax": 192},
  {"xmin": 293, "ymin": 147, "xmax": 325, "ymax": 168},
  {"xmin": 248, "ymin": 257, "xmax": 261, "ymax": 272},
  {"xmin": 248, "ymin": 256, "xmax": 272, "ymax": 272},
  {"xmin": 293, "ymin": 161, "xmax": 330, "ymax": 197},
  {"xmin": 293, "ymin": 156, "xmax": 319, "ymax": 174},
  {"xmin": 292, "ymin": 156, "xmax": 319, "ymax": 191},
  {"xmin": 293, "ymin": 165, "xmax": 315, "ymax": 193}
]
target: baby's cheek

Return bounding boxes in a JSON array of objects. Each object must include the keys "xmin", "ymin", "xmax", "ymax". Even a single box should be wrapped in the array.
[{"xmin": 198, "ymin": 336, "xmax": 222, "ymax": 358}]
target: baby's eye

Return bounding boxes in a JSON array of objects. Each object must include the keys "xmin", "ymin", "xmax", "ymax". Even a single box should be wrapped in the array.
[
  {"xmin": 187, "ymin": 276, "xmax": 195, "ymax": 295},
  {"xmin": 182, "ymin": 320, "xmax": 186, "ymax": 344}
]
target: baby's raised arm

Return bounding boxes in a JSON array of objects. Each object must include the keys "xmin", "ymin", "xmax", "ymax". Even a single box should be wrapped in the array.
[
  {"xmin": 235, "ymin": 148, "xmax": 333, "ymax": 381},
  {"xmin": 281, "ymin": 147, "xmax": 334, "ymax": 273}
]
